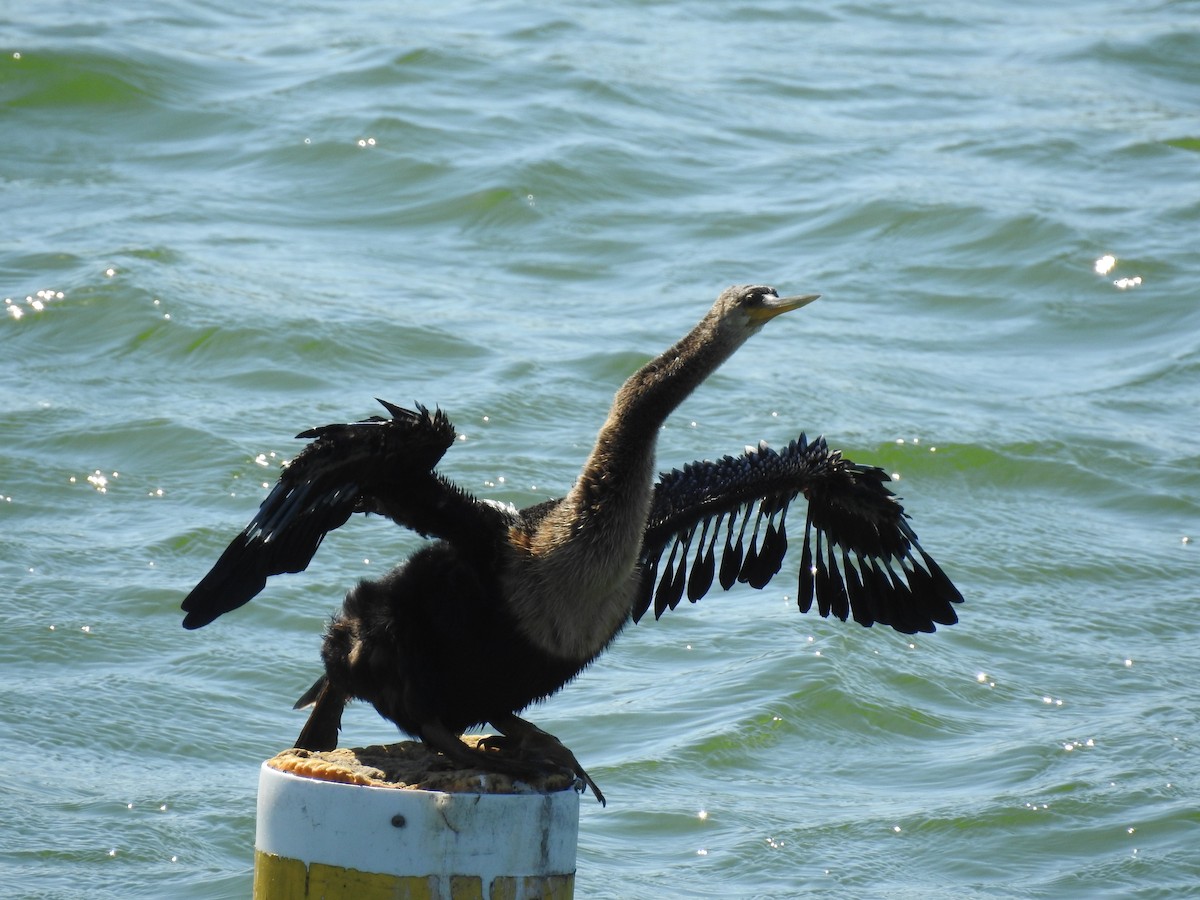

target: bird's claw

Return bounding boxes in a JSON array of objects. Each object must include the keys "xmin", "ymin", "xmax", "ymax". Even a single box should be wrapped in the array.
[{"xmin": 483, "ymin": 724, "xmax": 606, "ymax": 806}]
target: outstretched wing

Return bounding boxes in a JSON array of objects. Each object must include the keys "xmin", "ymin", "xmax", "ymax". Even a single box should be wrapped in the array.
[
  {"xmin": 634, "ymin": 434, "xmax": 963, "ymax": 634},
  {"xmin": 182, "ymin": 400, "xmax": 476, "ymax": 629}
]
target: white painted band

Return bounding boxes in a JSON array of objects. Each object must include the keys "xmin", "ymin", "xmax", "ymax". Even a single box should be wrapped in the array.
[{"xmin": 254, "ymin": 762, "xmax": 580, "ymax": 881}]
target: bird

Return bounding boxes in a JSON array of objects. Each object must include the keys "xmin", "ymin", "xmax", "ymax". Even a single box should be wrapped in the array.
[{"xmin": 181, "ymin": 285, "xmax": 962, "ymax": 805}]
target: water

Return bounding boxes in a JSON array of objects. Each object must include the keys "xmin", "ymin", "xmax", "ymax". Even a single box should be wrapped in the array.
[{"xmin": 3, "ymin": 1, "xmax": 1198, "ymax": 896}]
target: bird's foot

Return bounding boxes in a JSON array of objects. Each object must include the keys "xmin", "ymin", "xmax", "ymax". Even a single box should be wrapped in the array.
[
  {"xmin": 420, "ymin": 718, "xmax": 606, "ymax": 805},
  {"xmin": 487, "ymin": 713, "xmax": 606, "ymax": 806}
]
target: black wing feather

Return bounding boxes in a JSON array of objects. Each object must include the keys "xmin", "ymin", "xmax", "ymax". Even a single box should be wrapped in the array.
[
  {"xmin": 634, "ymin": 434, "xmax": 963, "ymax": 634},
  {"xmin": 686, "ymin": 518, "xmax": 716, "ymax": 602},
  {"xmin": 181, "ymin": 401, "xmax": 461, "ymax": 629}
]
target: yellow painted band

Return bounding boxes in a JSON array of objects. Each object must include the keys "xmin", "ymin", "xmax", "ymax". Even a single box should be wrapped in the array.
[{"xmin": 253, "ymin": 850, "xmax": 575, "ymax": 899}]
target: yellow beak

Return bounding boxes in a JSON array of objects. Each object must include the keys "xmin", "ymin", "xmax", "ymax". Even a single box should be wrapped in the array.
[{"xmin": 747, "ymin": 292, "xmax": 821, "ymax": 322}]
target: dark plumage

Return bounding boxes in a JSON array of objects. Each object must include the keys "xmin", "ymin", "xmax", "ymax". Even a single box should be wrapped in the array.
[{"xmin": 182, "ymin": 285, "xmax": 962, "ymax": 804}]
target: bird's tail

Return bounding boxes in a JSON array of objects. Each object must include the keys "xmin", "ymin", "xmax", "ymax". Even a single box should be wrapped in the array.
[{"xmin": 293, "ymin": 676, "xmax": 348, "ymax": 752}]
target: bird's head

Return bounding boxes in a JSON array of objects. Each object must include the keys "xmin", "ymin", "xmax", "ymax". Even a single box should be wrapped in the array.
[{"xmin": 710, "ymin": 284, "xmax": 821, "ymax": 338}]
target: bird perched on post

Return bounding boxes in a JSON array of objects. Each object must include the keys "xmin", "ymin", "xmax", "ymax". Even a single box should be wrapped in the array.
[{"xmin": 182, "ymin": 285, "xmax": 962, "ymax": 804}]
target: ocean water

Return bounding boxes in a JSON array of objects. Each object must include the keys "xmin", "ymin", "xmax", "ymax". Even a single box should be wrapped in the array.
[{"xmin": 3, "ymin": 1, "xmax": 1199, "ymax": 896}]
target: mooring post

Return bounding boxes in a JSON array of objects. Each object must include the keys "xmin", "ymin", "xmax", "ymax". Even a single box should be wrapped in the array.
[{"xmin": 252, "ymin": 741, "xmax": 581, "ymax": 899}]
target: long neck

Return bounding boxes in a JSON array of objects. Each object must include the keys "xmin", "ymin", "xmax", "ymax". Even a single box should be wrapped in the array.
[
  {"xmin": 565, "ymin": 311, "xmax": 745, "ymax": 538},
  {"xmin": 591, "ymin": 314, "xmax": 737, "ymax": 478},
  {"xmin": 507, "ymin": 310, "xmax": 748, "ymax": 661}
]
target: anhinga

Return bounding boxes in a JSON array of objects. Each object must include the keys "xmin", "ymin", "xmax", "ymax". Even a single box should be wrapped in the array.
[{"xmin": 182, "ymin": 285, "xmax": 962, "ymax": 804}]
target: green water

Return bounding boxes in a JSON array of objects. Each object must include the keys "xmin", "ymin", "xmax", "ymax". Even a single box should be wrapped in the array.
[{"xmin": 3, "ymin": 2, "xmax": 1199, "ymax": 897}]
